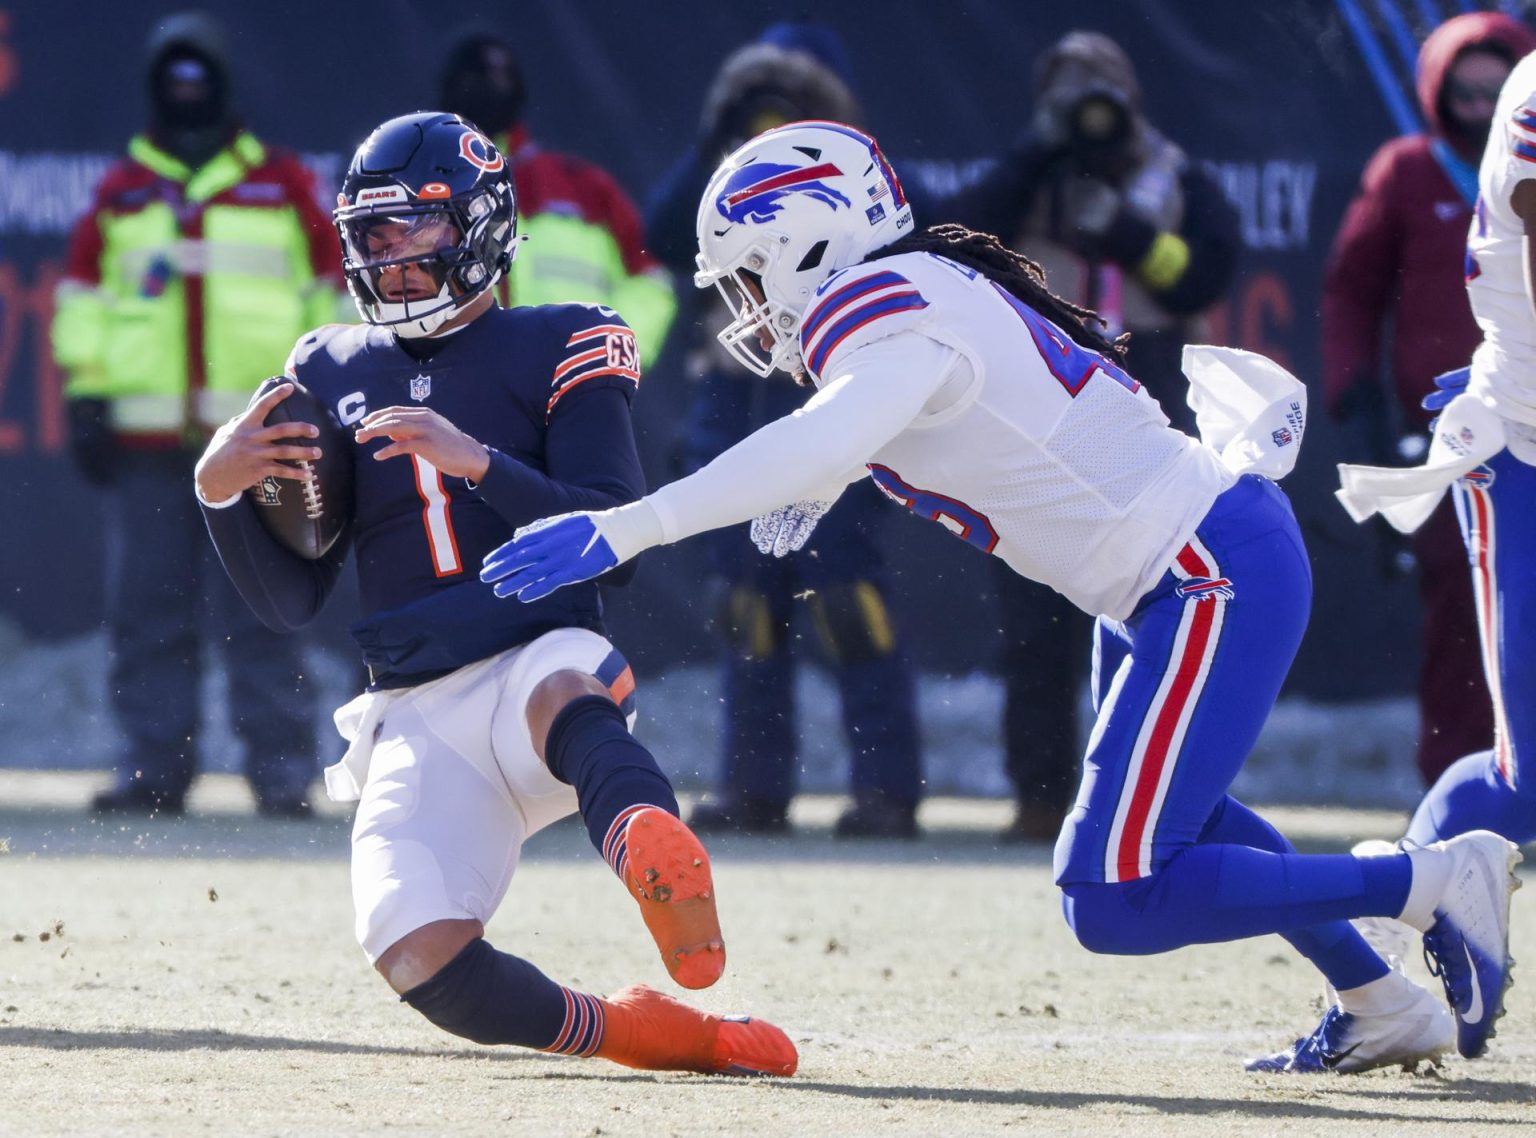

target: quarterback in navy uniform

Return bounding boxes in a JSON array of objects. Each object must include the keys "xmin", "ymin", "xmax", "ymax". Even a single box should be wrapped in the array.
[{"xmin": 193, "ymin": 112, "xmax": 795, "ymax": 1077}]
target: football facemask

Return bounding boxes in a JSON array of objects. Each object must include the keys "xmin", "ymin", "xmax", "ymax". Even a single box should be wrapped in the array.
[
  {"xmin": 335, "ymin": 112, "xmax": 518, "ymax": 338},
  {"xmin": 695, "ymin": 120, "xmax": 912, "ymax": 377}
]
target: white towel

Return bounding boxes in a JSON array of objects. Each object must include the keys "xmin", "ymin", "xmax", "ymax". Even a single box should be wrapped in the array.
[
  {"xmin": 1335, "ymin": 391, "xmax": 1506, "ymax": 535},
  {"xmin": 324, "ymin": 687, "xmax": 397, "ymax": 802},
  {"xmin": 1183, "ymin": 344, "xmax": 1309, "ymax": 480}
]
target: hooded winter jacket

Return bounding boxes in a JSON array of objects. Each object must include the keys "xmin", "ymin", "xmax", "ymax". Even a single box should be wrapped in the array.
[{"xmin": 1322, "ymin": 12, "xmax": 1536, "ymax": 425}]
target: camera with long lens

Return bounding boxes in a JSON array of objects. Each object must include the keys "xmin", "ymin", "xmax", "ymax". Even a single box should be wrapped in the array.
[{"xmin": 1062, "ymin": 84, "xmax": 1132, "ymax": 152}]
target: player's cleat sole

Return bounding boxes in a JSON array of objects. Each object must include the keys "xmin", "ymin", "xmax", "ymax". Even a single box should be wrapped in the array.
[
  {"xmin": 1245, "ymin": 986, "xmax": 1454, "ymax": 1074},
  {"xmin": 596, "ymin": 984, "xmax": 797, "ymax": 1076},
  {"xmin": 1420, "ymin": 830, "xmax": 1522, "ymax": 1059},
  {"xmin": 624, "ymin": 808, "xmax": 726, "ymax": 989}
]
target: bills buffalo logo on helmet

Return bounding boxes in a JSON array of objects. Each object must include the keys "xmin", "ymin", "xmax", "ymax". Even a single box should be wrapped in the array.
[
  {"xmin": 716, "ymin": 161, "xmax": 851, "ymax": 225},
  {"xmin": 1175, "ymin": 576, "xmax": 1235, "ymax": 602}
]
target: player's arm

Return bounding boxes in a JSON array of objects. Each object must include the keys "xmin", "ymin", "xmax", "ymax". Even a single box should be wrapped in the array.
[
  {"xmin": 1511, "ymin": 178, "xmax": 1536, "ymax": 320},
  {"xmin": 481, "ymin": 333, "xmax": 959, "ymax": 600},
  {"xmin": 196, "ymin": 383, "xmax": 349, "ymax": 631},
  {"xmin": 635, "ymin": 336, "xmax": 950, "ymax": 544},
  {"xmin": 461, "ymin": 387, "xmax": 647, "ymax": 526}
]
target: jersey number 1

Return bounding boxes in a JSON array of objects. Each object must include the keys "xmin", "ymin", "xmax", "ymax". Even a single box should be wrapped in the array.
[{"xmin": 412, "ymin": 455, "xmax": 462, "ymax": 576}]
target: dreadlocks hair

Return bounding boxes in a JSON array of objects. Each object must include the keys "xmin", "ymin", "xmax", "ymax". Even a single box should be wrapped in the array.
[{"xmin": 866, "ymin": 223, "xmax": 1130, "ymax": 367}]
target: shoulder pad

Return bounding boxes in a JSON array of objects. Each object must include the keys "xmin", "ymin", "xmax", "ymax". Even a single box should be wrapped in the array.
[
  {"xmin": 546, "ymin": 304, "xmax": 640, "ymax": 416},
  {"xmin": 798, "ymin": 263, "xmax": 930, "ymax": 381},
  {"xmin": 283, "ymin": 323, "xmax": 364, "ymax": 378},
  {"xmin": 1509, "ymin": 93, "xmax": 1536, "ymax": 164}
]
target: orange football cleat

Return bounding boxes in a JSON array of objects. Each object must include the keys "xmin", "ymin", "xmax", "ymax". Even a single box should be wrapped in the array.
[
  {"xmin": 595, "ymin": 984, "xmax": 797, "ymax": 1077},
  {"xmin": 623, "ymin": 807, "xmax": 726, "ymax": 989}
]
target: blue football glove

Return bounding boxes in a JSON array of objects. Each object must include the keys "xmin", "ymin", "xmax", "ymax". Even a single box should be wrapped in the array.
[
  {"xmin": 480, "ymin": 513, "xmax": 619, "ymax": 602},
  {"xmin": 1422, "ymin": 366, "xmax": 1470, "ymax": 414}
]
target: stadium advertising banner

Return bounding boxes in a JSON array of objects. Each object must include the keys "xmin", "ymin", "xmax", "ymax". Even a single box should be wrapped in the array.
[{"xmin": 0, "ymin": 0, "xmax": 1476, "ymax": 698}]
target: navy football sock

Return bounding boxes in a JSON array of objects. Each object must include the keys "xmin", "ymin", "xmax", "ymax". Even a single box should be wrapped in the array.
[
  {"xmin": 1406, "ymin": 749, "xmax": 1536, "ymax": 846},
  {"xmin": 1199, "ymin": 796, "xmax": 1388, "ymax": 990},
  {"xmin": 1061, "ymin": 841, "xmax": 1413, "ymax": 961},
  {"xmin": 544, "ymin": 694, "xmax": 681, "ymax": 878},
  {"xmin": 401, "ymin": 937, "xmax": 605, "ymax": 1055}
]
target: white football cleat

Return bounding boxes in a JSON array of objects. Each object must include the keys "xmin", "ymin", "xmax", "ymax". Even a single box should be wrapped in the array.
[
  {"xmin": 1246, "ymin": 985, "xmax": 1454, "ymax": 1074},
  {"xmin": 1418, "ymin": 830, "xmax": 1522, "ymax": 1058}
]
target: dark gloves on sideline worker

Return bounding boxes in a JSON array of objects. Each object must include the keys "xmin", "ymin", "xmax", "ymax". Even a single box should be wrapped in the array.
[
  {"xmin": 1333, "ymin": 376, "xmax": 1400, "ymax": 469},
  {"xmin": 68, "ymin": 397, "xmax": 120, "ymax": 486},
  {"xmin": 1333, "ymin": 376, "xmax": 1424, "ymax": 581}
]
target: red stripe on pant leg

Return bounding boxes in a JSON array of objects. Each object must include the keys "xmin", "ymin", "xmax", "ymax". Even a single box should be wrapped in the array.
[
  {"xmin": 1469, "ymin": 488, "xmax": 1512, "ymax": 784},
  {"xmin": 1114, "ymin": 598, "xmax": 1217, "ymax": 879},
  {"xmin": 1176, "ymin": 543, "xmax": 1211, "ymax": 577}
]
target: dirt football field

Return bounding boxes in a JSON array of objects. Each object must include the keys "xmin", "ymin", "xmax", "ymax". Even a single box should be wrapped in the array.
[{"xmin": 0, "ymin": 771, "xmax": 1531, "ymax": 1138}]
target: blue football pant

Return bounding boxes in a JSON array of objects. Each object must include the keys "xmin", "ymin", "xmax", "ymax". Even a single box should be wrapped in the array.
[
  {"xmin": 1408, "ymin": 448, "xmax": 1536, "ymax": 846},
  {"xmin": 1055, "ymin": 477, "xmax": 1406, "ymax": 988}
]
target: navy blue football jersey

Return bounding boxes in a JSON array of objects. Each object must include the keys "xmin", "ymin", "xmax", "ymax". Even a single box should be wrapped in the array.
[{"xmin": 202, "ymin": 303, "xmax": 646, "ymax": 688}]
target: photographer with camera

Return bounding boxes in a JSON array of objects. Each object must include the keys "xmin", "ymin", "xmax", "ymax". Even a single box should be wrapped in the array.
[
  {"xmin": 956, "ymin": 29, "xmax": 1240, "ymax": 842},
  {"xmin": 644, "ymin": 24, "xmax": 926, "ymax": 839}
]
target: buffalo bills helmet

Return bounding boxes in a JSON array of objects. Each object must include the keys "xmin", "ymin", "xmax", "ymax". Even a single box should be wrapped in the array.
[
  {"xmin": 694, "ymin": 120, "xmax": 912, "ymax": 376},
  {"xmin": 335, "ymin": 112, "xmax": 517, "ymax": 338}
]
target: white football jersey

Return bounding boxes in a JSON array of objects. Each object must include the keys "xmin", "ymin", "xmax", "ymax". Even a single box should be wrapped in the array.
[
  {"xmin": 1467, "ymin": 51, "xmax": 1536, "ymax": 409},
  {"xmin": 799, "ymin": 251, "xmax": 1234, "ymax": 620}
]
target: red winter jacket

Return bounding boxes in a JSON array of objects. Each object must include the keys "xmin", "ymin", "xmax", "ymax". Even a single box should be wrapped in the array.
[{"xmin": 1321, "ymin": 12, "xmax": 1536, "ymax": 426}]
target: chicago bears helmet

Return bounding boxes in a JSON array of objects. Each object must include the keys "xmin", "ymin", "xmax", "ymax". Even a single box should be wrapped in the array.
[
  {"xmin": 335, "ymin": 112, "xmax": 517, "ymax": 338},
  {"xmin": 694, "ymin": 120, "xmax": 912, "ymax": 376}
]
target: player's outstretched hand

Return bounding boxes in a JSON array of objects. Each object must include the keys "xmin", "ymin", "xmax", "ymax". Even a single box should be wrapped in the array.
[
  {"xmin": 481, "ymin": 513, "xmax": 619, "ymax": 601},
  {"xmin": 750, "ymin": 499, "xmax": 835, "ymax": 557},
  {"xmin": 195, "ymin": 381, "xmax": 321, "ymax": 503}
]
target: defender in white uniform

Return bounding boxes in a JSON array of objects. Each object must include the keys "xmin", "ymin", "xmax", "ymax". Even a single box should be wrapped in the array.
[{"xmin": 485, "ymin": 122, "xmax": 1521, "ymax": 1073}]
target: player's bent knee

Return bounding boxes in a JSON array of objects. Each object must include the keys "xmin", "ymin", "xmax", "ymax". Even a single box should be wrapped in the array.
[
  {"xmin": 375, "ymin": 917, "xmax": 485, "ymax": 994},
  {"xmin": 1059, "ymin": 881, "xmax": 1152, "ymax": 956},
  {"xmin": 527, "ymin": 670, "xmax": 610, "ymax": 762}
]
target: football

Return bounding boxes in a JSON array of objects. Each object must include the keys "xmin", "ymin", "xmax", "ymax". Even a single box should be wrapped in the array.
[{"xmin": 245, "ymin": 376, "xmax": 353, "ymax": 559}]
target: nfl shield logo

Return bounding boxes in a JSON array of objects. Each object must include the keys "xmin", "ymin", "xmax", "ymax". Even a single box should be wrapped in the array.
[{"xmin": 410, "ymin": 374, "xmax": 432, "ymax": 402}]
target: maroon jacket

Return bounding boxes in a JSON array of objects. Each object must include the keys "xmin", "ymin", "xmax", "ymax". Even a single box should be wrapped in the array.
[{"xmin": 1321, "ymin": 13, "xmax": 1536, "ymax": 426}]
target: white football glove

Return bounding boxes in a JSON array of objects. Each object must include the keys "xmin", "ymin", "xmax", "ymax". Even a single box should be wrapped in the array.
[{"xmin": 750, "ymin": 498, "xmax": 836, "ymax": 557}]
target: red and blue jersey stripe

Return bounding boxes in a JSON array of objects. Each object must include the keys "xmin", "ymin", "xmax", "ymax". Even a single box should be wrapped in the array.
[{"xmin": 800, "ymin": 270, "xmax": 928, "ymax": 377}]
